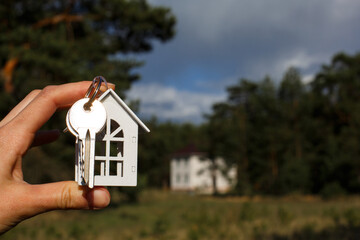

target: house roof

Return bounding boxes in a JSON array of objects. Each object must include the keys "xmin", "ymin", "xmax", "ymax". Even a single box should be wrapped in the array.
[
  {"xmin": 98, "ymin": 89, "xmax": 150, "ymax": 133},
  {"xmin": 172, "ymin": 144, "xmax": 205, "ymax": 158}
]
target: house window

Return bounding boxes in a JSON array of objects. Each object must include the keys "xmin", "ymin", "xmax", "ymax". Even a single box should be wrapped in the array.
[
  {"xmin": 184, "ymin": 173, "xmax": 189, "ymax": 184},
  {"xmin": 184, "ymin": 159, "xmax": 188, "ymax": 168},
  {"xmin": 176, "ymin": 173, "xmax": 181, "ymax": 183},
  {"xmin": 95, "ymin": 118, "xmax": 124, "ymax": 177}
]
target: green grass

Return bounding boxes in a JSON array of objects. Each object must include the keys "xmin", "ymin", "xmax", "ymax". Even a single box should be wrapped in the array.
[{"xmin": 3, "ymin": 191, "xmax": 360, "ymax": 240}]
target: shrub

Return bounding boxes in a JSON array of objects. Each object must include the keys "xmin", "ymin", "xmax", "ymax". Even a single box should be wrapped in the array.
[{"xmin": 320, "ymin": 182, "xmax": 345, "ymax": 200}]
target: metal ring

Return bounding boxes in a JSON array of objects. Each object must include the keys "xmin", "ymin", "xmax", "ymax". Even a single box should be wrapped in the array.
[{"xmin": 83, "ymin": 76, "xmax": 108, "ymax": 111}]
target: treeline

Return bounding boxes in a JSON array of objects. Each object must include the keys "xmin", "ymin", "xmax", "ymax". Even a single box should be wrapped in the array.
[{"xmin": 140, "ymin": 52, "xmax": 360, "ymax": 197}]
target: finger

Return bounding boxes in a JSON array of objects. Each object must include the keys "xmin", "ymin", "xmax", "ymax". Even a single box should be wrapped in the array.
[
  {"xmin": 25, "ymin": 182, "xmax": 110, "ymax": 213},
  {"xmin": 2, "ymin": 82, "xmax": 115, "ymax": 125},
  {"xmin": 56, "ymin": 82, "xmax": 116, "ymax": 110},
  {"xmin": 9, "ymin": 81, "xmax": 116, "ymax": 132},
  {"xmin": 0, "ymin": 90, "xmax": 41, "ymax": 127},
  {"xmin": 7, "ymin": 81, "xmax": 92, "ymax": 142},
  {"xmin": 31, "ymin": 130, "xmax": 61, "ymax": 148},
  {"xmin": 6, "ymin": 181, "xmax": 110, "ymax": 229},
  {"xmin": 102, "ymin": 82, "xmax": 116, "ymax": 91}
]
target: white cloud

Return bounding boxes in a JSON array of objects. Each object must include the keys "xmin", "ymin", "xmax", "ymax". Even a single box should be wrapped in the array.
[
  {"xmin": 302, "ymin": 74, "xmax": 315, "ymax": 84},
  {"xmin": 278, "ymin": 51, "xmax": 324, "ymax": 70},
  {"xmin": 126, "ymin": 83, "xmax": 226, "ymax": 123},
  {"xmin": 273, "ymin": 51, "xmax": 329, "ymax": 80},
  {"xmin": 246, "ymin": 50, "xmax": 326, "ymax": 81}
]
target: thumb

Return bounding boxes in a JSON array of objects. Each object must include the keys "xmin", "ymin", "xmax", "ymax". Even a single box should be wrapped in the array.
[
  {"xmin": 26, "ymin": 181, "xmax": 110, "ymax": 212},
  {"xmin": 2, "ymin": 181, "xmax": 110, "ymax": 234}
]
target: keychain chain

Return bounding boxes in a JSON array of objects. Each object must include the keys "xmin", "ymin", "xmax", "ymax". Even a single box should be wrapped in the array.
[
  {"xmin": 64, "ymin": 76, "xmax": 108, "ymax": 133},
  {"xmin": 83, "ymin": 76, "xmax": 108, "ymax": 111}
]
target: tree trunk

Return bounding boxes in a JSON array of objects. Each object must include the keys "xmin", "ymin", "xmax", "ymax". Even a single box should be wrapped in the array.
[
  {"xmin": 1, "ymin": 58, "xmax": 18, "ymax": 93},
  {"xmin": 211, "ymin": 159, "xmax": 218, "ymax": 195}
]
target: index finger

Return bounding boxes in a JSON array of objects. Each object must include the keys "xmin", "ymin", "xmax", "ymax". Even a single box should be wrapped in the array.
[{"xmin": 8, "ymin": 81, "xmax": 92, "ymax": 137}]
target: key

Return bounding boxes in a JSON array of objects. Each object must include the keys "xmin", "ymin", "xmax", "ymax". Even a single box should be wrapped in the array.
[
  {"xmin": 67, "ymin": 98, "xmax": 107, "ymax": 188},
  {"xmin": 67, "ymin": 98, "xmax": 106, "ymax": 187},
  {"xmin": 66, "ymin": 110, "xmax": 81, "ymax": 182}
]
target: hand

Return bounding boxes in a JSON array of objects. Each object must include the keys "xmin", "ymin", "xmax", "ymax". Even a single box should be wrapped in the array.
[{"xmin": 0, "ymin": 82, "xmax": 111, "ymax": 234}]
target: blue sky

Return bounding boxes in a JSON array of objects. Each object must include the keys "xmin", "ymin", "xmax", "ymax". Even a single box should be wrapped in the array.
[{"xmin": 126, "ymin": 0, "xmax": 360, "ymax": 124}]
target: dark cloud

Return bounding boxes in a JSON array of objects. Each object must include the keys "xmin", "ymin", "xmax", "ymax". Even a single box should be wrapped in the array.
[{"xmin": 128, "ymin": 0, "xmax": 360, "ymax": 122}]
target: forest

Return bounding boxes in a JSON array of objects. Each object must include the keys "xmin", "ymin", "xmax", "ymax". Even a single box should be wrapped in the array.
[
  {"xmin": 140, "ymin": 53, "xmax": 360, "ymax": 199},
  {"xmin": 1, "ymin": 0, "xmax": 360, "ymax": 200}
]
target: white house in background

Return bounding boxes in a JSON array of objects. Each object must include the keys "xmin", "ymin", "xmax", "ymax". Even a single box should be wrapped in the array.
[{"xmin": 170, "ymin": 145, "xmax": 237, "ymax": 194}]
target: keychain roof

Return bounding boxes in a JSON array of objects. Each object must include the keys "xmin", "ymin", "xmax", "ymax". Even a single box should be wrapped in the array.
[{"xmin": 98, "ymin": 88, "xmax": 150, "ymax": 133}]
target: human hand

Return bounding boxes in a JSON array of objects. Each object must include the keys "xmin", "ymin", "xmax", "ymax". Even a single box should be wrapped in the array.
[{"xmin": 0, "ymin": 82, "xmax": 111, "ymax": 234}]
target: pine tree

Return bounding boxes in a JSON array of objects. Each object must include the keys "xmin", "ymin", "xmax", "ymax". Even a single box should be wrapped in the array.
[
  {"xmin": 0, "ymin": 0, "xmax": 175, "ymax": 104},
  {"xmin": 0, "ymin": 0, "xmax": 176, "ymax": 184}
]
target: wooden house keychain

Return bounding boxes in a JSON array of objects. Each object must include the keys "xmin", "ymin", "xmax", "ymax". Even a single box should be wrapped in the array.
[{"xmin": 66, "ymin": 76, "xmax": 150, "ymax": 188}]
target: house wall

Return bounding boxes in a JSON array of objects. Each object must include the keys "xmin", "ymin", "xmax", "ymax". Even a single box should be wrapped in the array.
[
  {"xmin": 213, "ymin": 158, "xmax": 237, "ymax": 193},
  {"xmin": 94, "ymin": 94, "xmax": 138, "ymax": 186},
  {"xmin": 170, "ymin": 155, "xmax": 236, "ymax": 194},
  {"xmin": 170, "ymin": 157, "xmax": 190, "ymax": 190}
]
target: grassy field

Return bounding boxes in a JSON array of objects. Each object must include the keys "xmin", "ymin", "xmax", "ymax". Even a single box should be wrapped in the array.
[{"xmin": 3, "ymin": 190, "xmax": 360, "ymax": 240}]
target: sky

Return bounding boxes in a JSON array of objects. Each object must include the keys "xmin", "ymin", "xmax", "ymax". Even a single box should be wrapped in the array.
[{"xmin": 126, "ymin": 0, "xmax": 360, "ymax": 124}]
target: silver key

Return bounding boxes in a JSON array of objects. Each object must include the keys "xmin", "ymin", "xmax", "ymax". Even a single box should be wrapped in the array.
[{"xmin": 67, "ymin": 98, "xmax": 107, "ymax": 188}]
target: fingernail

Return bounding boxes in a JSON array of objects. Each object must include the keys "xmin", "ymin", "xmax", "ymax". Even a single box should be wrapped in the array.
[
  {"xmin": 87, "ymin": 187, "xmax": 110, "ymax": 209},
  {"xmin": 108, "ymin": 83, "xmax": 116, "ymax": 90}
]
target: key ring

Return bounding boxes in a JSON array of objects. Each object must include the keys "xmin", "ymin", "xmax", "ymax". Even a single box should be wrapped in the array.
[{"xmin": 83, "ymin": 76, "xmax": 108, "ymax": 111}]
